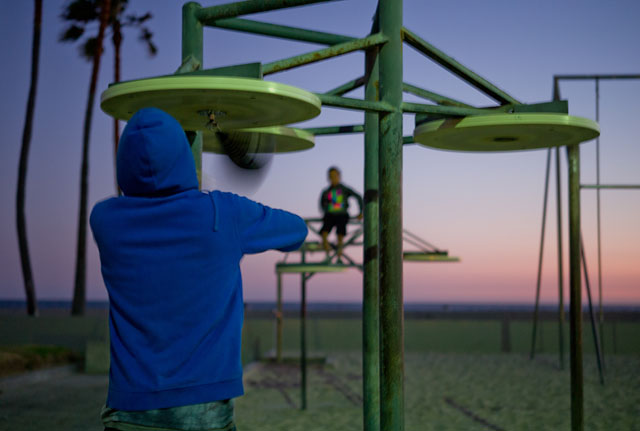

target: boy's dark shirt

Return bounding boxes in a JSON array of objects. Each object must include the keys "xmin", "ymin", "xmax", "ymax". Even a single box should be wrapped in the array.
[{"xmin": 319, "ymin": 183, "xmax": 363, "ymax": 215}]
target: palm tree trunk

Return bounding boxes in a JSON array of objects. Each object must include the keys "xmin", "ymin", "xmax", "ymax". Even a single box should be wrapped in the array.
[
  {"xmin": 72, "ymin": 0, "xmax": 111, "ymax": 316},
  {"xmin": 112, "ymin": 12, "xmax": 122, "ymax": 195},
  {"xmin": 16, "ymin": 0, "xmax": 43, "ymax": 317}
]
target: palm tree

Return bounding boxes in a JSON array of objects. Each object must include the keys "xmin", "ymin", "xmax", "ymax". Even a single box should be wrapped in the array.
[
  {"xmin": 60, "ymin": 0, "xmax": 155, "ymax": 315},
  {"xmin": 110, "ymin": 0, "xmax": 156, "ymax": 193},
  {"xmin": 60, "ymin": 0, "xmax": 156, "ymax": 194},
  {"xmin": 60, "ymin": 0, "xmax": 111, "ymax": 316},
  {"xmin": 16, "ymin": 0, "xmax": 43, "ymax": 317}
]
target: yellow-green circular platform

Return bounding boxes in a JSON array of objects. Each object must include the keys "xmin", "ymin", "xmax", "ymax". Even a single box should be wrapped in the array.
[
  {"xmin": 203, "ymin": 126, "xmax": 314, "ymax": 154},
  {"xmin": 276, "ymin": 263, "xmax": 348, "ymax": 273},
  {"xmin": 101, "ymin": 76, "xmax": 321, "ymax": 130},
  {"xmin": 403, "ymin": 252, "xmax": 460, "ymax": 262},
  {"xmin": 413, "ymin": 113, "xmax": 600, "ymax": 152}
]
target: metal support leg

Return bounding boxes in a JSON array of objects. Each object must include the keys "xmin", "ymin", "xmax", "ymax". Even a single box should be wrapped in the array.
[
  {"xmin": 300, "ymin": 271, "xmax": 307, "ymax": 410},
  {"xmin": 567, "ymin": 144, "xmax": 583, "ymax": 431},
  {"xmin": 363, "ymin": 24, "xmax": 381, "ymax": 431},
  {"xmin": 182, "ymin": 2, "xmax": 204, "ymax": 184},
  {"xmin": 555, "ymin": 146, "xmax": 565, "ymax": 370},
  {"xmin": 579, "ymin": 237, "xmax": 605, "ymax": 385},
  {"xmin": 276, "ymin": 272, "xmax": 283, "ymax": 363},
  {"xmin": 378, "ymin": 1, "xmax": 404, "ymax": 430},
  {"xmin": 531, "ymin": 148, "xmax": 552, "ymax": 359}
]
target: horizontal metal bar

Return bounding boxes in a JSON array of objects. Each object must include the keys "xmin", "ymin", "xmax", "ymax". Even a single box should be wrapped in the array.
[
  {"xmin": 263, "ymin": 32, "xmax": 388, "ymax": 75},
  {"xmin": 402, "ymin": 101, "xmax": 489, "ymax": 116},
  {"xmin": 402, "ymin": 135, "xmax": 414, "ymax": 145},
  {"xmin": 304, "ymin": 217, "xmax": 361, "ymax": 223},
  {"xmin": 402, "ymin": 27, "xmax": 519, "ymax": 105},
  {"xmin": 197, "ymin": 0, "xmax": 337, "ymax": 25},
  {"xmin": 403, "ymin": 229, "xmax": 439, "ymax": 251},
  {"xmin": 325, "ymin": 76, "xmax": 365, "ymax": 96},
  {"xmin": 402, "ymin": 82, "xmax": 473, "ymax": 108},
  {"xmin": 304, "ymin": 124, "xmax": 364, "ymax": 135},
  {"xmin": 211, "ymin": 18, "xmax": 355, "ymax": 45},
  {"xmin": 316, "ymin": 93, "xmax": 393, "ymax": 112},
  {"xmin": 555, "ymin": 74, "xmax": 640, "ymax": 81},
  {"xmin": 581, "ymin": 184, "xmax": 640, "ymax": 190}
]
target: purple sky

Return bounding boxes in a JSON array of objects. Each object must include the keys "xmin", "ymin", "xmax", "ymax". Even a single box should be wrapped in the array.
[{"xmin": 1, "ymin": 0, "xmax": 639, "ymax": 304}]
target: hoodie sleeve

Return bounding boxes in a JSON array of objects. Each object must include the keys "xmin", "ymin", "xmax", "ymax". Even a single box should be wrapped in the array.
[{"xmin": 227, "ymin": 193, "xmax": 308, "ymax": 254}]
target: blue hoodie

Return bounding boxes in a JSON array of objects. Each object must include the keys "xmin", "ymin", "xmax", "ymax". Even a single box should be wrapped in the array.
[{"xmin": 90, "ymin": 107, "xmax": 308, "ymax": 411}]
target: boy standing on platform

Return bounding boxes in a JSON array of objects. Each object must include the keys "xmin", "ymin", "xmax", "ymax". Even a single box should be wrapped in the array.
[{"xmin": 319, "ymin": 166, "xmax": 363, "ymax": 259}]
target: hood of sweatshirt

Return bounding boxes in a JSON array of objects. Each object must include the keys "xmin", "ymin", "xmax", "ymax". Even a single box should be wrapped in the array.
[{"xmin": 117, "ymin": 107, "xmax": 198, "ymax": 197}]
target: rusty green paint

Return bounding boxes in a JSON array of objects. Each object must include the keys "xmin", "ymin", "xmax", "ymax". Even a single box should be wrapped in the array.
[
  {"xmin": 379, "ymin": 1, "xmax": 404, "ymax": 430},
  {"xmin": 196, "ymin": 0, "xmax": 337, "ymax": 25},
  {"xmin": 263, "ymin": 33, "xmax": 388, "ymax": 75},
  {"xmin": 212, "ymin": 17, "xmax": 355, "ymax": 45},
  {"xmin": 181, "ymin": 2, "xmax": 203, "ymax": 185},
  {"xmin": 363, "ymin": 36, "xmax": 380, "ymax": 431},
  {"xmin": 568, "ymin": 143, "xmax": 583, "ymax": 431},
  {"xmin": 315, "ymin": 94, "xmax": 392, "ymax": 113}
]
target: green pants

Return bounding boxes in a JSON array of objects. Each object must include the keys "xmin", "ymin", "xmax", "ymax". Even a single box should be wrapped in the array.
[{"xmin": 102, "ymin": 399, "xmax": 236, "ymax": 431}]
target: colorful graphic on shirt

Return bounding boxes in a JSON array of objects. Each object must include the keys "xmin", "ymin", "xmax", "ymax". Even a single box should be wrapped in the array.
[{"xmin": 327, "ymin": 188, "xmax": 344, "ymax": 212}]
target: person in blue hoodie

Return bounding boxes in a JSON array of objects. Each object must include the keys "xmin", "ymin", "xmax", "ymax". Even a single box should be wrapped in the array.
[{"xmin": 90, "ymin": 107, "xmax": 308, "ymax": 431}]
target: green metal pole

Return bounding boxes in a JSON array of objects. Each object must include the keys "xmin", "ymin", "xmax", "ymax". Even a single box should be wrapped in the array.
[
  {"xmin": 530, "ymin": 147, "xmax": 552, "ymax": 359},
  {"xmin": 325, "ymin": 76, "xmax": 365, "ymax": 96},
  {"xmin": 196, "ymin": 0, "xmax": 337, "ymax": 24},
  {"xmin": 276, "ymin": 271, "xmax": 283, "ymax": 363},
  {"xmin": 314, "ymin": 94, "xmax": 392, "ymax": 113},
  {"xmin": 378, "ymin": 1, "xmax": 404, "ymax": 430},
  {"xmin": 401, "ymin": 102, "xmax": 488, "ymax": 117},
  {"xmin": 301, "ymin": 250, "xmax": 307, "ymax": 410},
  {"xmin": 595, "ymin": 78, "xmax": 604, "ymax": 366},
  {"xmin": 555, "ymin": 146, "xmax": 565, "ymax": 370},
  {"xmin": 363, "ymin": 36, "xmax": 380, "ymax": 431},
  {"xmin": 304, "ymin": 125, "xmax": 364, "ymax": 135},
  {"xmin": 402, "ymin": 82, "xmax": 474, "ymax": 108},
  {"xmin": 181, "ymin": 2, "xmax": 203, "ymax": 185},
  {"xmin": 553, "ymin": 82, "xmax": 565, "ymax": 370},
  {"xmin": 212, "ymin": 18, "xmax": 354, "ymax": 45},
  {"xmin": 579, "ymin": 236, "xmax": 605, "ymax": 385},
  {"xmin": 263, "ymin": 33, "xmax": 388, "ymax": 75},
  {"xmin": 567, "ymin": 143, "xmax": 583, "ymax": 431}
]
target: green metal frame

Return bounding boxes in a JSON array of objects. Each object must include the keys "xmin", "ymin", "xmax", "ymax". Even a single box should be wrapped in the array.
[
  {"xmin": 173, "ymin": 2, "xmax": 598, "ymax": 430},
  {"xmin": 528, "ymin": 74, "xmax": 640, "ymax": 431}
]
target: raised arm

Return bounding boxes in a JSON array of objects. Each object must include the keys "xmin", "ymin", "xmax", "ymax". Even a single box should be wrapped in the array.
[
  {"xmin": 225, "ymin": 192, "xmax": 308, "ymax": 254},
  {"xmin": 346, "ymin": 186, "xmax": 363, "ymax": 216},
  {"xmin": 319, "ymin": 187, "xmax": 328, "ymax": 213}
]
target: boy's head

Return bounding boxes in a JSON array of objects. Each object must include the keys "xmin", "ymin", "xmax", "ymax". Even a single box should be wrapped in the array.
[
  {"xmin": 327, "ymin": 166, "xmax": 341, "ymax": 186},
  {"xmin": 117, "ymin": 107, "xmax": 198, "ymax": 197}
]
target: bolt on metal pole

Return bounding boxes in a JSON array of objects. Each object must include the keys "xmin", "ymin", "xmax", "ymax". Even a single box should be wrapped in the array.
[
  {"xmin": 182, "ymin": 2, "xmax": 204, "ymax": 184},
  {"xmin": 363, "ymin": 26, "xmax": 381, "ymax": 431},
  {"xmin": 567, "ymin": 143, "xmax": 584, "ymax": 431},
  {"xmin": 378, "ymin": 0, "xmax": 404, "ymax": 430}
]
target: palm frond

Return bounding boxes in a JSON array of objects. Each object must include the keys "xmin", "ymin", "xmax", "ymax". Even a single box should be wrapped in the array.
[
  {"xmin": 61, "ymin": 0, "xmax": 99, "ymax": 23},
  {"xmin": 60, "ymin": 24, "xmax": 85, "ymax": 42}
]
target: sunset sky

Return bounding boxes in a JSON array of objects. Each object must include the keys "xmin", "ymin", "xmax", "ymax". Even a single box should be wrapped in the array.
[{"xmin": 1, "ymin": 0, "xmax": 639, "ymax": 305}]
